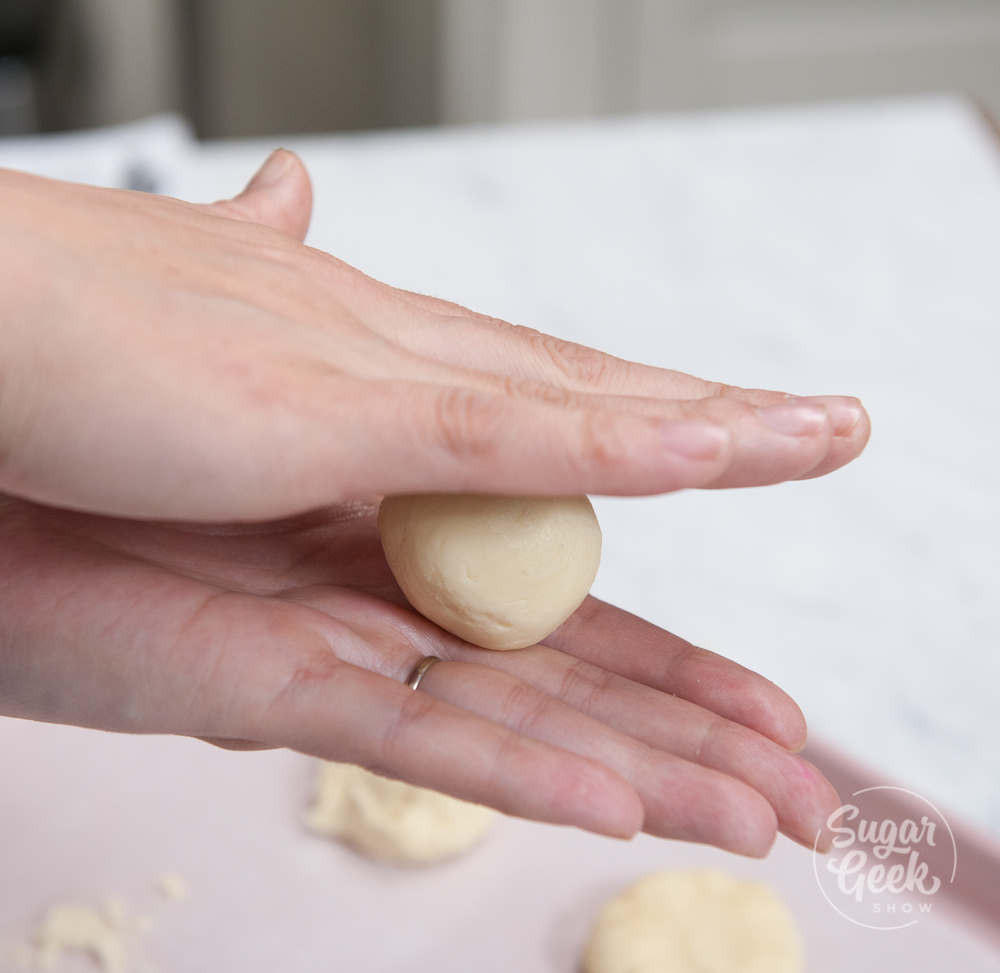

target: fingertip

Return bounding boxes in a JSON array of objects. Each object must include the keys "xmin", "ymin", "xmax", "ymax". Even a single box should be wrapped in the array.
[
  {"xmin": 852, "ymin": 398, "xmax": 873, "ymax": 452},
  {"xmin": 725, "ymin": 787, "xmax": 779, "ymax": 858},
  {"xmin": 799, "ymin": 759, "xmax": 842, "ymax": 853},
  {"xmin": 214, "ymin": 147, "xmax": 314, "ymax": 241},
  {"xmin": 645, "ymin": 763, "xmax": 777, "ymax": 857},
  {"xmin": 785, "ymin": 725, "xmax": 809, "ymax": 754},
  {"xmin": 740, "ymin": 669, "xmax": 809, "ymax": 752},
  {"xmin": 707, "ymin": 784, "xmax": 778, "ymax": 859},
  {"xmin": 707, "ymin": 658, "xmax": 809, "ymax": 753},
  {"xmin": 274, "ymin": 148, "xmax": 314, "ymax": 234},
  {"xmin": 792, "ymin": 395, "xmax": 872, "ymax": 481},
  {"xmin": 256, "ymin": 148, "xmax": 313, "ymax": 241},
  {"xmin": 247, "ymin": 147, "xmax": 296, "ymax": 189},
  {"xmin": 813, "ymin": 826, "xmax": 834, "ymax": 854},
  {"xmin": 791, "ymin": 809, "xmax": 836, "ymax": 854},
  {"xmin": 776, "ymin": 702, "xmax": 809, "ymax": 753},
  {"xmin": 552, "ymin": 759, "xmax": 645, "ymax": 839}
]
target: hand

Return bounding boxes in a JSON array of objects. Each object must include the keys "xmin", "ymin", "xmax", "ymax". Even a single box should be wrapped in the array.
[
  {"xmin": 0, "ymin": 151, "xmax": 869, "ymax": 854},
  {"xmin": 0, "ymin": 151, "xmax": 867, "ymax": 520}
]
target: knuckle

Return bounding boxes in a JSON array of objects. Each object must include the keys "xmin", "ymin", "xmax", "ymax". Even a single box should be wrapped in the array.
[
  {"xmin": 378, "ymin": 688, "xmax": 437, "ymax": 764},
  {"xmin": 499, "ymin": 680, "xmax": 552, "ymax": 735},
  {"xmin": 574, "ymin": 410, "xmax": 628, "ymax": 475},
  {"xmin": 703, "ymin": 381, "xmax": 736, "ymax": 399},
  {"xmin": 556, "ymin": 659, "xmax": 615, "ymax": 715},
  {"xmin": 675, "ymin": 394, "xmax": 753, "ymax": 427},
  {"xmin": 507, "ymin": 322, "xmax": 545, "ymax": 340},
  {"xmin": 431, "ymin": 386, "xmax": 506, "ymax": 459},
  {"xmin": 533, "ymin": 334, "xmax": 614, "ymax": 388},
  {"xmin": 501, "ymin": 375, "xmax": 576, "ymax": 409},
  {"xmin": 702, "ymin": 381, "xmax": 759, "ymax": 403},
  {"xmin": 478, "ymin": 313, "xmax": 525, "ymax": 332}
]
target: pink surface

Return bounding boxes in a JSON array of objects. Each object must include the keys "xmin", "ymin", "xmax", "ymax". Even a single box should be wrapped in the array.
[{"xmin": 1, "ymin": 718, "xmax": 997, "ymax": 972}]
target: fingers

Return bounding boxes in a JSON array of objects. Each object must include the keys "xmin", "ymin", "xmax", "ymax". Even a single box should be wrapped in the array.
[
  {"xmin": 548, "ymin": 596, "xmax": 810, "ymax": 751},
  {"xmin": 204, "ymin": 148, "xmax": 313, "ymax": 241},
  {"xmin": 374, "ymin": 289, "xmax": 860, "ymax": 406},
  {"xmin": 248, "ymin": 656, "xmax": 643, "ymax": 839},
  {"xmin": 420, "ymin": 368, "xmax": 844, "ymax": 488},
  {"xmin": 279, "ymin": 585, "xmax": 781, "ymax": 856},
  {"xmin": 412, "ymin": 659, "xmax": 778, "ymax": 856},
  {"xmin": 793, "ymin": 395, "xmax": 872, "ymax": 480},
  {"xmin": 298, "ymin": 329, "xmax": 845, "ymax": 493},
  {"xmin": 365, "ymin": 294, "xmax": 871, "ymax": 481},
  {"xmin": 376, "ymin": 295, "xmax": 734, "ymax": 399},
  {"xmin": 341, "ymin": 583, "xmax": 836, "ymax": 851},
  {"xmin": 310, "ymin": 376, "xmax": 734, "ymax": 501},
  {"xmin": 172, "ymin": 582, "xmax": 647, "ymax": 840},
  {"xmin": 445, "ymin": 643, "xmax": 840, "ymax": 851}
]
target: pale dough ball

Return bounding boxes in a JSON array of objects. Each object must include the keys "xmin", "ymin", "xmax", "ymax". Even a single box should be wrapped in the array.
[
  {"xmin": 583, "ymin": 869, "xmax": 803, "ymax": 973},
  {"xmin": 378, "ymin": 494, "xmax": 602, "ymax": 650},
  {"xmin": 304, "ymin": 762, "xmax": 495, "ymax": 865}
]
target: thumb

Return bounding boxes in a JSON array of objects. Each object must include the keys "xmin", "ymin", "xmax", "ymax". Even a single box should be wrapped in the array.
[{"xmin": 207, "ymin": 148, "xmax": 313, "ymax": 241}]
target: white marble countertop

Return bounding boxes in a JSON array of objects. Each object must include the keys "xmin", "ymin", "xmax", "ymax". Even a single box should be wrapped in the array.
[{"xmin": 2, "ymin": 95, "xmax": 998, "ymax": 840}]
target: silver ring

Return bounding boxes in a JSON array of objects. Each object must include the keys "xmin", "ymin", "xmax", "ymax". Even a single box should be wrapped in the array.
[{"xmin": 405, "ymin": 655, "xmax": 441, "ymax": 691}]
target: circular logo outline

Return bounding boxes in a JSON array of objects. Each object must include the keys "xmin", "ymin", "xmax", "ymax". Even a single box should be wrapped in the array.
[{"xmin": 812, "ymin": 785, "xmax": 957, "ymax": 931}]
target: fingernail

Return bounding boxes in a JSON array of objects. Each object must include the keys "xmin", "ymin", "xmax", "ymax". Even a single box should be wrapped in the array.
[
  {"xmin": 799, "ymin": 395, "xmax": 862, "ymax": 436},
  {"xmin": 786, "ymin": 730, "xmax": 809, "ymax": 754},
  {"xmin": 788, "ymin": 824, "xmax": 832, "ymax": 854},
  {"xmin": 810, "ymin": 816, "xmax": 834, "ymax": 854},
  {"xmin": 253, "ymin": 148, "xmax": 293, "ymax": 188},
  {"xmin": 756, "ymin": 402, "xmax": 828, "ymax": 436},
  {"xmin": 660, "ymin": 420, "xmax": 729, "ymax": 460}
]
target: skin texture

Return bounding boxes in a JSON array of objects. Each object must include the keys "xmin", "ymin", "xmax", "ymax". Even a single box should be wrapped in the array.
[{"xmin": 0, "ymin": 151, "xmax": 871, "ymax": 856}]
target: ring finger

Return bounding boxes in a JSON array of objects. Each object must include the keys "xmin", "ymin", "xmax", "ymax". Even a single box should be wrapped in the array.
[{"xmin": 282, "ymin": 585, "xmax": 798, "ymax": 857}]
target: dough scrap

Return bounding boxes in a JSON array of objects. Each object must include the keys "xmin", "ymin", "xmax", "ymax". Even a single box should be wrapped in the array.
[
  {"xmin": 304, "ymin": 761, "xmax": 495, "ymax": 864},
  {"xmin": 583, "ymin": 869, "xmax": 803, "ymax": 973},
  {"xmin": 13, "ymin": 877, "xmax": 182, "ymax": 972},
  {"xmin": 34, "ymin": 902, "xmax": 129, "ymax": 973},
  {"xmin": 378, "ymin": 494, "xmax": 602, "ymax": 650}
]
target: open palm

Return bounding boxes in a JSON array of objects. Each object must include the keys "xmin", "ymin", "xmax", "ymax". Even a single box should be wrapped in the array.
[
  {"xmin": 0, "ymin": 491, "xmax": 838, "ymax": 856},
  {"xmin": 0, "ymin": 151, "xmax": 867, "ymax": 855}
]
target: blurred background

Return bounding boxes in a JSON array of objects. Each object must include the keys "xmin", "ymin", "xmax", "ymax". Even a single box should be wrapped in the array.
[{"xmin": 1, "ymin": 0, "xmax": 999, "ymax": 137}]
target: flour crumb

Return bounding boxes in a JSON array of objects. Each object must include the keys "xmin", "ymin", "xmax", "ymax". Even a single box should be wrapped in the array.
[{"xmin": 156, "ymin": 873, "xmax": 189, "ymax": 902}]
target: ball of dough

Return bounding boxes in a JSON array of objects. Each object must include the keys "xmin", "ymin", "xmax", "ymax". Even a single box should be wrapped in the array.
[
  {"xmin": 304, "ymin": 762, "xmax": 495, "ymax": 865},
  {"xmin": 378, "ymin": 494, "xmax": 602, "ymax": 650},
  {"xmin": 583, "ymin": 869, "xmax": 803, "ymax": 973}
]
